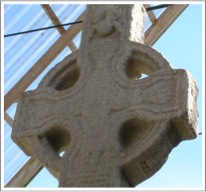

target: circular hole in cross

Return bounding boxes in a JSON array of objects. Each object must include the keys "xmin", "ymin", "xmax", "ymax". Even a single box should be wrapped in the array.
[
  {"xmin": 119, "ymin": 118, "xmax": 151, "ymax": 149},
  {"xmin": 43, "ymin": 126, "xmax": 71, "ymax": 156},
  {"xmin": 47, "ymin": 60, "xmax": 80, "ymax": 91},
  {"xmin": 125, "ymin": 55, "xmax": 154, "ymax": 80}
]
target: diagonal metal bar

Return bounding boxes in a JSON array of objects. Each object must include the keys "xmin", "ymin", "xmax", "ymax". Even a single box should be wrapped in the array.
[
  {"xmin": 145, "ymin": 4, "xmax": 188, "ymax": 45},
  {"xmin": 4, "ymin": 11, "xmax": 85, "ymax": 111},
  {"xmin": 4, "ymin": 112, "xmax": 14, "ymax": 128},
  {"xmin": 145, "ymin": 4, "xmax": 172, "ymax": 11},
  {"xmin": 5, "ymin": 158, "xmax": 43, "ymax": 187},
  {"xmin": 144, "ymin": 4, "xmax": 156, "ymax": 25},
  {"xmin": 41, "ymin": 4, "xmax": 77, "ymax": 52}
]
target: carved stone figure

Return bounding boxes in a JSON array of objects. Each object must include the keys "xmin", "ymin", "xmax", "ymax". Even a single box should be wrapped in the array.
[{"xmin": 12, "ymin": 5, "xmax": 198, "ymax": 187}]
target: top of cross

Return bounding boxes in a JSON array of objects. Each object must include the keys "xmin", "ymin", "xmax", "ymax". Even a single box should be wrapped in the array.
[{"xmin": 80, "ymin": 5, "xmax": 146, "ymax": 46}]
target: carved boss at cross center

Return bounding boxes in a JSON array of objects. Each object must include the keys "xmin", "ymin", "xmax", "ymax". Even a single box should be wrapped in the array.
[{"xmin": 12, "ymin": 5, "xmax": 198, "ymax": 187}]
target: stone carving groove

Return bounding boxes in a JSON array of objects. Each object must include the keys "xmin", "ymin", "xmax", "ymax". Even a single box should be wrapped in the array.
[{"xmin": 12, "ymin": 5, "xmax": 198, "ymax": 187}]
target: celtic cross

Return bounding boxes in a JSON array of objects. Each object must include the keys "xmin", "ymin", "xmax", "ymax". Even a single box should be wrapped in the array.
[{"xmin": 12, "ymin": 5, "xmax": 198, "ymax": 187}]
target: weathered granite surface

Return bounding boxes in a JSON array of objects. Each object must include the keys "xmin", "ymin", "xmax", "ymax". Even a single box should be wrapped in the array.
[{"xmin": 12, "ymin": 5, "xmax": 198, "ymax": 187}]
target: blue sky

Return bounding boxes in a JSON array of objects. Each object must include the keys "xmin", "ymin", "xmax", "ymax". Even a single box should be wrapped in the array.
[
  {"xmin": 26, "ymin": 3, "xmax": 204, "ymax": 189},
  {"xmin": 3, "ymin": 2, "xmax": 204, "ymax": 190}
]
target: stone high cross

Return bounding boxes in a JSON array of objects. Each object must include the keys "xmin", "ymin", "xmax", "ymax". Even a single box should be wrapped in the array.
[{"xmin": 12, "ymin": 5, "xmax": 198, "ymax": 187}]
